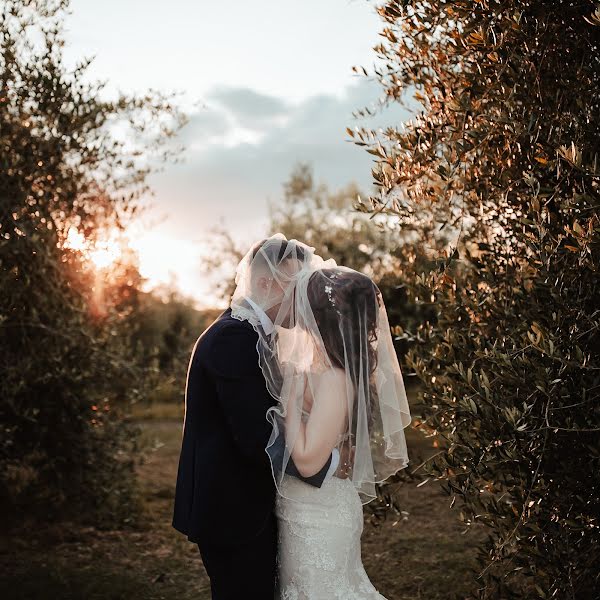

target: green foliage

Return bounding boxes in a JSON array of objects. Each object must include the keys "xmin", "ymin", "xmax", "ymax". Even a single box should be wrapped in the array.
[
  {"xmin": 0, "ymin": 0, "xmax": 185, "ymax": 526},
  {"xmin": 129, "ymin": 291, "xmax": 220, "ymax": 405},
  {"xmin": 270, "ymin": 162, "xmax": 395, "ymax": 273},
  {"xmin": 359, "ymin": 1, "xmax": 600, "ymax": 597}
]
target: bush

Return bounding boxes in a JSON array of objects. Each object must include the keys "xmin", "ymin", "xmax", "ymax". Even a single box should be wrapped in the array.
[
  {"xmin": 129, "ymin": 291, "xmax": 221, "ymax": 406},
  {"xmin": 358, "ymin": 1, "xmax": 600, "ymax": 597},
  {"xmin": 0, "ymin": 0, "xmax": 184, "ymax": 526}
]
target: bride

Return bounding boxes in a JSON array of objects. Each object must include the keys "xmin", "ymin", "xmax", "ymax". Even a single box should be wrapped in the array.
[{"xmin": 231, "ymin": 237, "xmax": 411, "ymax": 599}]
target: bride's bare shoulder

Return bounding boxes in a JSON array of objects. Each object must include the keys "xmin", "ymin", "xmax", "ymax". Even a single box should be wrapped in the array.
[{"xmin": 313, "ymin": 366, "xmax": 347, "ymax": 391}]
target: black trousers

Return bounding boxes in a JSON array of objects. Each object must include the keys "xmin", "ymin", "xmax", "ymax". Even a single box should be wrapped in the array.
[{"xmin": 198, "ymin": 513, "xmax": 278, "ymax": 600}]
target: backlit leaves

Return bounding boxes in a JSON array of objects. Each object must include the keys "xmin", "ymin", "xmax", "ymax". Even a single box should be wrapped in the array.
[{"xmin": 357, "ymin": 0, "xmax": 600, "ymax": 598}]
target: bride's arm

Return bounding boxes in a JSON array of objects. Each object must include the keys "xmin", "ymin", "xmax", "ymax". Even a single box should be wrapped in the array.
[{"xmin": 286, "ymin": 368, "xmax": 347, "ymax": 478}]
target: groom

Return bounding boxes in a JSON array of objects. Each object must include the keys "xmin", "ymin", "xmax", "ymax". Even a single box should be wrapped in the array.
[{"xmin": 172, "ymin": 237, "xmax": 340, "ymax": 599}]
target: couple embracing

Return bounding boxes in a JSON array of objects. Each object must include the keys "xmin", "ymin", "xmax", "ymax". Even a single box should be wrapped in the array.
[{"xmin": 173, "ymin": 233, "xmax": 411, "ymax": 599}]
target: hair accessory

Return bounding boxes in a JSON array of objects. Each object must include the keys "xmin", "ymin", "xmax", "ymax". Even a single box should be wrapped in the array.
[{"xmin": 324, "ymin": 283, "xmax": 335, "ymax": 306}]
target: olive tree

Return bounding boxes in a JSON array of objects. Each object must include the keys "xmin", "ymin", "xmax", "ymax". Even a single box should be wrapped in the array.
[
  {"xmin": 0, "ymin": 0, "xmax": 185, "ymax": 525},
  {"xmin": 356, "ymin": 1, "xmax": 600, "ymax": 597}
]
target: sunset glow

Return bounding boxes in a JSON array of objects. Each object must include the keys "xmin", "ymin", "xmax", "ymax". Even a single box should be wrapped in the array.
[
  {"xmin": 89, "ymin": 241, "xmax": 121, "ymax": 269},
  {"xmin": 64, "ymin": 226, "xmax": 123, "ymax": 270},
  {"xmin": 64, "ymin": 225, "xmax": 215, "ymax": 307},
  {"xmin": 64, "ymin": 226, "xmax": 86, "ymax": 252},
  {"xmin": 127, "ymin": 229, "xmax": 210, "ymax": 305}
]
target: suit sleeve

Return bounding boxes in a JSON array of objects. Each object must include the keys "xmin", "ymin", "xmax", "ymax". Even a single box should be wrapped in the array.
[
  {"xmin": 266, "ymin": 432, "xmax": 333, "ymax": 488},
  {"xmin": 208, "ymin": 324, "xmax": 275, "ymax": 468},
  {"xmin": 286, "ymin": 447, "xmax": 333, "ymax": 487}
]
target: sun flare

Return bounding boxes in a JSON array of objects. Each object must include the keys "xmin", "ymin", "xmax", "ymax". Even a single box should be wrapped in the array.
[
  {"xmin": 64, "ymin": 226, "xmax": 87, "ymax": 252},
  {"xmin": 64, "ymin": 226, "xmax": 123, "ymax": 270},
  {"xmin": 62, "ymin": 225, "xmax": 215, "ymax": 307},
  {"xmin": 89, "ymin": 242, "xmax": 121, "ymax": 269}
]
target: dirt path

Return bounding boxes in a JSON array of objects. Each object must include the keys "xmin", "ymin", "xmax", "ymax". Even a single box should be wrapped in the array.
[{"xmin": 0, "ymin": 418, "xmax": 483, "ymax": 599}]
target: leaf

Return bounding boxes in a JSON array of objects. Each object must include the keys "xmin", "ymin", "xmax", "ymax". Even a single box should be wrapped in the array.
[
  {"xmin": 466, "ymin": 31, "xmax": 485, "ymax": 46},
  {"xmin": 583, "ymin": 7, "xmax": 600, "ymax": 26}
]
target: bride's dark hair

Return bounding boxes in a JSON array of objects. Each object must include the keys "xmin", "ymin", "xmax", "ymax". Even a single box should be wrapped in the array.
[{"xmin": 307, "ymin": 268, "xmax": 381, "ymax": 430}]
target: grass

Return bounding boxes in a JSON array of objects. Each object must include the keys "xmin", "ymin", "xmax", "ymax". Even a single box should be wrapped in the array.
[
  {"xmin": 0, "ymin": 391, "xmax": 486, "ymax": 599},
  {"xmin": 130, "ymin": 400, "xmax": 184, "ymax": 421}
]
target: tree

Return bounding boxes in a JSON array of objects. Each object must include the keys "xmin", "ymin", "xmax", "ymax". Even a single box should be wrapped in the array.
[
  {"xmin": 272, "ymin": 162, "xmax": 445, "ymax": 357},
  {"xmin": 0, "ymin": 0, "xmax": 185, "ymax": 525},
  {"xmin": 357, "ymin": 1, "xmax": 600, "ymax": 597},
  {"xmin": 270, "ymin": 162, "xmax": 394, "ymax": 274},
  {"xmin": 129, "ymin": 290, "xmax": 221, "ymax": 406}
]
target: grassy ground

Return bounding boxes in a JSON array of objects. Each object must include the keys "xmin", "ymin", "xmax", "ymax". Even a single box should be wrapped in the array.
[{"xmin": 0, "ymin": 395, "xmax": 485, "ymax": 599}]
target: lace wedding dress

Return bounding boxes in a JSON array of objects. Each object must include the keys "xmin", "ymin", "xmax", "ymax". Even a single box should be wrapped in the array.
[
  {"xmin": 272, "ymin": 366, "xmax": 393, "ymax": 600},
  {"xmin": 275, "ymin": 471, "xmax": 386, "ymax": 600}
]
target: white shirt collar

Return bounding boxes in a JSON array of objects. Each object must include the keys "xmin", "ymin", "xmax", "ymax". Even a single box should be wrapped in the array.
[{"xmin": 243, "ymin": 296, "xmax": 275, "ymax": 336}]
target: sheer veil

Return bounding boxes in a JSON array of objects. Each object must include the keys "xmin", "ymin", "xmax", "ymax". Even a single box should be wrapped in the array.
[{"xmin": 230, "ymin": 233, "xmax": 411, "ymax": 504}]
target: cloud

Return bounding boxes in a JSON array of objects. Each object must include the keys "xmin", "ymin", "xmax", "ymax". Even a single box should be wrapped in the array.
[
  {"xmin": 206, "ymin": 86, "xmax": 290, "ymax": 129},
  {"xmin": 177, "ymin": 107, "xmax": 231, "ymax": 143},
  {"xmin": 149, "ymin": 78, "xmax": 412, "ymax": 244}
]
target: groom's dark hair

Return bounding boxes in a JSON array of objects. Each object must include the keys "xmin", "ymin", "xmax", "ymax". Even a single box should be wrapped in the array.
[{"xmin": 249, "ymin": 237, "xmax": 306, "ymax": 276}]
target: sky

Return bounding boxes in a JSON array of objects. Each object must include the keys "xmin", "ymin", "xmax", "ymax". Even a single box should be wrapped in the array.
[{"xmin": 63, "ymin": 0, "xmax": 410, "ymax": 307}]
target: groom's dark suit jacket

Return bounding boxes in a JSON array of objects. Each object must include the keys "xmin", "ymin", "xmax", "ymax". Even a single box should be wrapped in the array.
[{"xmin": 172, "ymin": 305, "xmax": 332, "ymax": 546}]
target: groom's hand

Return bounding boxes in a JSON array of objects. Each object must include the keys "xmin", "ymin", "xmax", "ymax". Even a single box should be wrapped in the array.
[{"xmin": 334, "ymin": 444, "xmax": 356, "ymax": 479}]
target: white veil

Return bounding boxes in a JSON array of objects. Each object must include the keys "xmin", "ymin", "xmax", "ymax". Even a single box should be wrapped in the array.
[{"xmin": 230, "ymin": 233, "xmax": 411, "ymax": 504}]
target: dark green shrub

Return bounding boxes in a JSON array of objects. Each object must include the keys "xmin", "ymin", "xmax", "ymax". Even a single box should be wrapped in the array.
[
  {"xmin": 357, "ymin": 1, "xmax": 600, "ymax": 597},
  {"xmin": 0, "ymin": 0, "xmax": 184, "ymax": 526}
]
